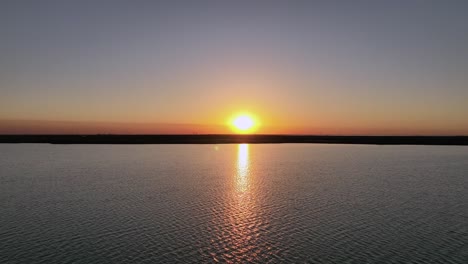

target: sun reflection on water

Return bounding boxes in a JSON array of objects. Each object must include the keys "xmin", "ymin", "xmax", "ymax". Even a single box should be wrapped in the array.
[
  {"xmin": 236, "ymin": 144, "xmax": 249, "ymax": 193},
  {"xmin": 208, "ymin": 144, "xmax": 272, "ymax": 262},
  {"xmin": 229, "ymin": 144, "xmax": 261, "ymax": 261}
]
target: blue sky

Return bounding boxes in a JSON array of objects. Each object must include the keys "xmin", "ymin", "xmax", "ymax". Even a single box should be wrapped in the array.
[{"xmin": 1, "ymin": 1, "xmax": 467, "ymax": 134}]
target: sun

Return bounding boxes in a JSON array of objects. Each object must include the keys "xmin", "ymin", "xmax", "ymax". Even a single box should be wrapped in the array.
[
  {"xmin": 234, "ymin": 116, "xmax": 254, "ymax": 130},
  {"xmin": 231, "ymin": 114, "xmax": 256, "ymax": 133}
]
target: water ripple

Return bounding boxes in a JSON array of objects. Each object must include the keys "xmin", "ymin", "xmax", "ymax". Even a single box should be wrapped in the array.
[{"xmin": 0, "ymin": 144, "xmax": 467, "ymax": 263}]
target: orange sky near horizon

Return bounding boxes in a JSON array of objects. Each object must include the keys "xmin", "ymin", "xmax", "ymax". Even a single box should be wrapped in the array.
[{"xmin": 1, "ymin": 119, "xmax": 467, "ymax": 136}]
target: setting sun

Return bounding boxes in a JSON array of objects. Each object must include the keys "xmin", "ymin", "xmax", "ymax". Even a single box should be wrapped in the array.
[{"xmin": 231, "ymin": 114, "xmax": 256, "ymax": 133}]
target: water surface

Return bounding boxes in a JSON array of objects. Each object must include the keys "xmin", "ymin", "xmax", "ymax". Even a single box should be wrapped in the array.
[{"xmin": 1, "ymin": 144, "xmax": 467, "ymax": 263}]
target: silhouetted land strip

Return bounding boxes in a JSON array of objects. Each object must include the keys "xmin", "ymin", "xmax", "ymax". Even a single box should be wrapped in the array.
[{"xmin": 1, "ymin": 135, "xmax": 468, "ymax": 145}]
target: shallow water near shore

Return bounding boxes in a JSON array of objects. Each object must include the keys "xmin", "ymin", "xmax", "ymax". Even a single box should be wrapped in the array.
[{"xmin": 1, "ymin": 144, "xmax": 467, "ymax": 263}]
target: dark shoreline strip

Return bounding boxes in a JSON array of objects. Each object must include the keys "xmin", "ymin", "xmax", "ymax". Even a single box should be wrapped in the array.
[{"xmin": 1, "ymin": 135, "xmax": 467, "ymax": 145}]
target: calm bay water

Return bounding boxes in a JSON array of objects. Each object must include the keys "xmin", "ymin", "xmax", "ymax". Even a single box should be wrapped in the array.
[{"xmin": 0, "ymin": 144, "xmax": 467, "ymax": 263}]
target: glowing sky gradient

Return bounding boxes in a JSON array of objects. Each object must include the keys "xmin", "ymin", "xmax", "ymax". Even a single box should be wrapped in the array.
[{"xmin": 1, "ymin": 1, "xmax": 468, "ymax": 135}]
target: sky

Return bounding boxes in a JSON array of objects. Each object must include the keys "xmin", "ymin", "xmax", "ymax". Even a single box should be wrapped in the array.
[{"xmin": 1, "ymin": 0, "xmax": 468, "ymax": 135}]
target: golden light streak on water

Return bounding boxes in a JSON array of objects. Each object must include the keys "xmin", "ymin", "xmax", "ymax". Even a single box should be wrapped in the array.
[{"xmin": 236, "ymin": 144, "xmax": 249, "ymax": 193}]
